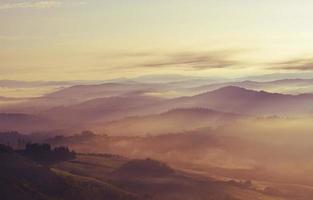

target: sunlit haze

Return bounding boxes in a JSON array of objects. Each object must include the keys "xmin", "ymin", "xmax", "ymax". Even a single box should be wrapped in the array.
[
  {"xmin": 1, "ymin": 2, "xmax": 313, "ymax": 200},
  {"xmin": 2, "ymin": 0, "xmax": 313, "ymax": 81}
]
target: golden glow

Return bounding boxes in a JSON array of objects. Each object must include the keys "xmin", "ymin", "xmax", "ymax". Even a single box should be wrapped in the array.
[{"xmin": 1, "ymin": 0, "xmax": 313, "ymax": 81}]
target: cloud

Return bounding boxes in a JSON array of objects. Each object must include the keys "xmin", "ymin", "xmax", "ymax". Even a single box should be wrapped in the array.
[
  {"xmin": 0, "ymin": 1, "xmax": 62, "ymax": 10},
  {"xmin": 0, "ymin": 35, "xmax": 44, "ymax": 41},
  {"xmin": 130, "ymin": 51, "xmax": 242, "ymax": 70},
  {"xmin": 271, "ymin": 57, "xmax": 313, "ymax": 71},
  {"xmin": 0, "ymin": 1, "xmax": 85, "ymax": 10}
]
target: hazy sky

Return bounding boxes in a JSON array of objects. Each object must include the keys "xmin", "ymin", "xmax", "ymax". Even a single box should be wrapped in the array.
[{"xmin": 1, "ymin": 0, "xmax": 313, "ymax": 81}]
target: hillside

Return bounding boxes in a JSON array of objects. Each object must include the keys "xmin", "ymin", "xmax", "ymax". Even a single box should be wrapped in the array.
[
  {"xmin": 46, "ymin": 86, "xmax": 313, "ymax": 129},
  {"xmin": 54, "ymin": 154, "xmax": 291, "ymax": 200},
  {"xmin": 0, "ymin": 113, "xmax": 61, "ymax": 133},
  {"xmin": 3, "ymin": 86, "xmax": 313, "ymax": 133},
  {"xmin": 0, "ymin": 151, "xmax": 139, "ymax": 200},
  {"xmin": 44, "ymin": 95, "xmax": 164, "ymax": 125},
  {"xmin": 45, "ymin": 81, "xmax": 169, "ymax": 102},
  {"xmin": 0, "ymin": 141, "xmax": 307, "ymax": 200},
  {"xmin": 99, "ymin": 108, "xmax": 243, "ymax": 136},
  {"xmin": 47, "ymin": 124, "xmax": 313, "ymax": 190},
  {"xmin": 168, "ymin": 86, "xmax": 313, "ymax": 116},
  {"xmin": 192, "ymin": 78, "xmax": 313, "ymax": 94},
  {"xmin": 115, "ymin": 158, "xmax": 175, "ymax": 177}
]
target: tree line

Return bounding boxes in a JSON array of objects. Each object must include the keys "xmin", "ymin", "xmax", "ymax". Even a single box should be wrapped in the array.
[{"xmin": 0, "ymin": 143, "xmax": 75, "ymax": 164}]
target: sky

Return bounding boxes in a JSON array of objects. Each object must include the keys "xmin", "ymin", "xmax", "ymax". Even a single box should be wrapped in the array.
[{"xmin": 1, "ymin": 0, "xmax": 313, "ymax": 81}]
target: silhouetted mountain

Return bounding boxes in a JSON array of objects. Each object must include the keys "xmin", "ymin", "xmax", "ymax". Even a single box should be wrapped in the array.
[
  {"xmin": 193, "ymin": 78, "xmax": 313, "ymax": 94},
  {"xmin": 0, "ymin": 113, "xmax": 60, "ymax": 133},
  {"xmin": 4, "ymin": 84, "xmax": 313, "ymax": 135},
  {"xmin": 46, "ymin": 82, "xmax": 161, "ymax": 101},
  {"xmin": 169, "ymin": 86, "xmax": 313, "ymax": 116},
  {"xmin": 101, "ymin": 108, "xmax": 243, "ymax": 136},
  {"xmin": 38, "ymin": 86, "xmax": 313, "ymax": 130},
  {"xmin": 44, "ymin": 95, "xmax": 164, "ymax": 125},
  {"xmin": 0, "ymin": 81, "xmax": 168, "ymax": 114}
]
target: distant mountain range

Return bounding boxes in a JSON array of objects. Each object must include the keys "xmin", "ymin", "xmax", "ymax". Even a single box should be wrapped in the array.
[
  {"xmin": 1, "ymin": 80, "xmax": 313, "ymax": 133},
  {"xmin": 99, "ymin": 108, "xmax": 243, "ymax": 136},
  {"xmin": 167, "ymin": 86, "xmax": 313, "ymax": 116},
  {"xmin": 1, "ymin": 85, "xmax": 313, "ymax": 133},
  {"xmin": 43, "ymin": 95, "xmax": 164, "ymax": 125},
  {"xmin": 0, "ymin": 80, "xmax": 73, "ymax": 88},
  {"xmin": 1, "ymin": 77, "xmax": 313, "ymax": 110},
  {"xmin": 192, "ymin": 78, "xmax": 313, "ymax": 94},
  {"xmin": 0, "ymin": 113, "xmax": 61, "ymax": 133},
  {"xmin": 47, "ymin": 85, "xmax": 313, "ymax": 119},
  {"xmin": 46, "ymin": 82, "xmax": 162, "ymax": 101}
]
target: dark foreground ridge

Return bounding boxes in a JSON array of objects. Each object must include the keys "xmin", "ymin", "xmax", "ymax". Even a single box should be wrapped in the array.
[{"xmin": 0, "ymin": 144, "xmax": 140, "ymax": 200}]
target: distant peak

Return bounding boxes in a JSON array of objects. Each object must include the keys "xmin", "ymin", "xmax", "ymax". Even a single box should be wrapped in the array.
[
  {"xmin": 166, "ymin": 107, "xmax": 218, "ymax": 114},
  {"xmin": 213, "ymin": 86, "xmax": 251, "ymax": 93},
  {"xmin": 207, "ymin": 86, "xmax": 288, "ymax": 98}
]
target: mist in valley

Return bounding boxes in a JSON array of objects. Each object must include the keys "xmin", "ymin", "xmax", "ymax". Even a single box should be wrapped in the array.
[
  {"xmin": 1, "ymin": 77, "xmax": 313, "ymax": 199},
  {"xmin": 2, "ymin": 1, "xmax": 313, "ymax": 199}
]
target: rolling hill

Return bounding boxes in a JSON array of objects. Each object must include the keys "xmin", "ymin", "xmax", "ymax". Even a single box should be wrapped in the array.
[
  {"xmin": 0, "ymin": 151, "xmax": 139, "ymax": 200},
  {"xmin": 53, "ymin": 154, "xmax": 292, "ymax": 200},
  {"xmin": 192, "ymin": 78, "xmax": 313, "ymax": 94},
  {"xmin": 45, "ymin": 82, "xmax": 163, "ymax": 101},
  {"xmin": 44, "ymin": 95, "xmax": 164, "ymax": 125},
  {"xmin": 0, "ymin": 113, "xmax": 61, "ymax": 133},
  {"xmin": 40, "ymin": 86, "xmax": 313, "ymax": 130},
  {"xmin": 3, "ymin": 85, "xmax": 313, "ymax": 134},
  {"xmin": 167, "ymin": 86, "xmax": 313, "ymax": 116},
  {"xmin": 97, "ymin": 108, "xmax": 244, "ymax": 136}
]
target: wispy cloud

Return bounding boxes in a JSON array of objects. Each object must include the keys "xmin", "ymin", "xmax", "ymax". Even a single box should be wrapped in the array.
[
  {"xmin": 0, "ymin": 1, "xmax": 62, "ymax": 10},
  {"xmin": 0, "ymin": 35, "xmax": 45, "ymax": 41},
  {"xmin": 130, "ymin": 50, "xmax": 243, "ymax": 70},
  {"xmin": 0, "ymin": 1, "xmax": 85, "ymax": 10},
  {"xmin": 271, "ymin": 57, "xmax": 313, "ymax": 71}
]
